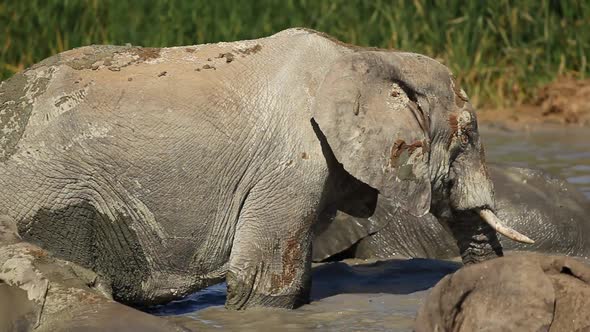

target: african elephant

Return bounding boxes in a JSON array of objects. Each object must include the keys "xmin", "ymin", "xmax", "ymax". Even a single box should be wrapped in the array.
[
  {"xmin": 0, "ymin": 28, "xmax": 531, "ymax": 309},
  {"xmin": 313, "ymin": 164, "xmax": 590, "ymax": 261},
  {"xmin": 415, "ymin": 253, "xmax": 590, "ymax": 331}
]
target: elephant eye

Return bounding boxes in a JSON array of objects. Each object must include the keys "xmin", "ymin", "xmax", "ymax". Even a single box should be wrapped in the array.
[
  {"xmin": 458, "ymin": 111, "xmax": 476, "ymax": 145},
  {"xmin": 449, "ymin": 112, "xmax": 474, "ymax": 151},
  {"xmin": 459, "ymin": 130, "xmax": 470, "ymax": 147}
]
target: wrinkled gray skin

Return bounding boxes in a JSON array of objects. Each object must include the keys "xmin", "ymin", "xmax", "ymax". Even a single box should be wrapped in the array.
[
  {"xmin": 0, "ymin": 28, "xmax": 507, "ymax": 309},
  {"xmin": 313, "ymin": 164, "xmax": 590, "ymax": 261}
]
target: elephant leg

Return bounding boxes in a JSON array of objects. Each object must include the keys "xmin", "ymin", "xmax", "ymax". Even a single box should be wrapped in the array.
[{"xmin": 225, "ymin": 178, "xmax": 316, "ymax": 310}]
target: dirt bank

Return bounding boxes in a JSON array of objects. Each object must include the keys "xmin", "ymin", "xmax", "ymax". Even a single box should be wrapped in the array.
[{"xmin": 478, "ymin": 77, "xmax": 590, "ymax": 130}]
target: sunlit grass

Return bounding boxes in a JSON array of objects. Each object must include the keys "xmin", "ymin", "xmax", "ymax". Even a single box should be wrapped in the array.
[{"xmin": 1, "ymin": 0, "xmax": 588, "ymax": 107}]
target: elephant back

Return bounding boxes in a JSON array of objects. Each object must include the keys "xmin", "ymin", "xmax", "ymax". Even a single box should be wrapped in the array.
[{"xmin": 490, "ymin": 164, "xmax": 590, "ymax": 256}]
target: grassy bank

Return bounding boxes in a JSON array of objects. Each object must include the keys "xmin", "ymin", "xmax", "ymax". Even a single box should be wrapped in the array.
[{"xmin": 1, "ymin": 0, "xmax": 588, "ymax": 106}]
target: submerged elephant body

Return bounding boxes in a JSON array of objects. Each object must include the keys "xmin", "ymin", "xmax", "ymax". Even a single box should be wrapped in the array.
[
  {"xmin": 0, "ymin": 29, "xmax": 522, "ymax": 309},
  {"xmin": 313, "ymin": 164, "xmax": 590, "ymax": 261},
  {"xmin": 415, "ymin": 253, "xmax": 590, "ymax": 332}
]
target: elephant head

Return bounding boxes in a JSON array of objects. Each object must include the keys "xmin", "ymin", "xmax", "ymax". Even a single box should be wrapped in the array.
[{"xmin": 313, "ymin": 51, "xmax": 533, "ymax": 264}]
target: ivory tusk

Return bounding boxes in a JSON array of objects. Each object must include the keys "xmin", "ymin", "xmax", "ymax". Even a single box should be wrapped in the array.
[{"xmin": 478, "ymin": 209, "xmax": 535, "ymax": 244}]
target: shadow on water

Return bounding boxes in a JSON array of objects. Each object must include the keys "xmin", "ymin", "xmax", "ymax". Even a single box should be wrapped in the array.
[
  {"xmin": 141, "ymin": 283, "xmax": 227, "ymax": 316},
  {"xmin": 142, "ymin": 258, "xmax": 460, "ymax": 316},
  {"xmin": 309, "ymin": 258, "xmax": 460, "ymax": 300}
]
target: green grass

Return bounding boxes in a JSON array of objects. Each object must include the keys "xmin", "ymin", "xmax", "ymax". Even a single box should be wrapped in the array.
[{"xmin": 1, "ymin": 0, "xmax": 588, "ymax": 107}]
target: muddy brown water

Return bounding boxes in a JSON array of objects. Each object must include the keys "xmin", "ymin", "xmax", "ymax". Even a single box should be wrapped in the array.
[
  {"xmin": 145, "ymin": 125, "xmax": 590, "ymax": 331},
  {"xmin": 481, "ymin": 125, "xmax": 590, "ymax": 200}
]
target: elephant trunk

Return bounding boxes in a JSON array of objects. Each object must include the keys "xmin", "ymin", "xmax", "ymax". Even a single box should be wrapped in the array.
[
  {"xmin": 448, "ymin": 210, "xmax": 504, "ymax": 264},
  {"xmin": 446, "ymin": 144, "xmax": 534, "ymax": 264}
]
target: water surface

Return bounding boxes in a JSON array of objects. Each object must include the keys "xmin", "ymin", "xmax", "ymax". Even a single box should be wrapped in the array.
[
  {"xmin": 481, "ymin": 125, "xmax": 590, "ymax": 199},
  {"xmin": 154, "ymin": 259, "xmax": 460, "ymax": 332}
]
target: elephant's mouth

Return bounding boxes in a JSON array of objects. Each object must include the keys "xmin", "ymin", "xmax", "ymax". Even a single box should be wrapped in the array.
[{"xmin": 477, "ymin": 208, "xmax": 534, "ymax": 244}]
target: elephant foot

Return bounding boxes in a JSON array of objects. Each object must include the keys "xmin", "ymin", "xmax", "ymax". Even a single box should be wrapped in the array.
[{"xmin": 225, "ymin": 270, "xmax": 310, "ymax": 309}]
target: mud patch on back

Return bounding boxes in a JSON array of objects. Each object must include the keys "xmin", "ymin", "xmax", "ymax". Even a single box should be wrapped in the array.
[
  {"xmin": 0, "ymin": 68, "xmax": 53, "ymax": 162},
  {"xmin": 60, "ymin": 45, "xmax": 162, "ymax": 72},
  {"xmin": 236, "ymin": 44, "xmax": 262, "ymax": 56},
  {"xmin": 62, "ymin": 45, "xmax": 130, "ymax": 70},
  {"xmin": 130, "ymin": 47, "xmax": 161, "ymax": 62},
  {"xmin": 216, "ymin": 52, "xmax": 235, "ymax": 63}
]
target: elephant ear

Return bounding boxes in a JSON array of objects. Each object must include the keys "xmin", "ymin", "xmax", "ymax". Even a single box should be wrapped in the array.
[
  {"xmin": 312, "ymin": 195, "xmax": 411, "ymax": 262},
  {"xmin": 313, "ymin": 51, "xmax": 432, "ymax": 217}
]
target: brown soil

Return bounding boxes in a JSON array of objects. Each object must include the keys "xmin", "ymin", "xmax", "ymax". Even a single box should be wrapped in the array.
[{"xmin": 478, "ymin": 77, "xmax": 590, "ymax": 130}]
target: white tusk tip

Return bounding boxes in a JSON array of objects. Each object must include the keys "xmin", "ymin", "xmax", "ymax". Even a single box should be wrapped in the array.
[{"xmin": 478, "ymin": 209, "xmax": 535, "ymax": 244}]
